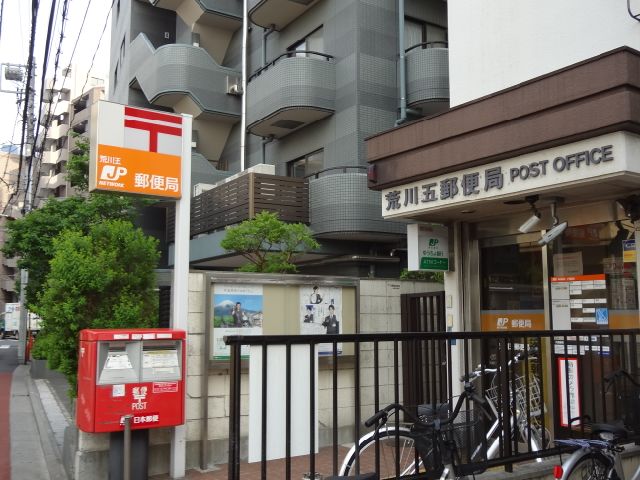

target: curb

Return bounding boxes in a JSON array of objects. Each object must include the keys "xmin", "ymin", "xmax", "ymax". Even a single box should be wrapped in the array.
[{"xmin": 15, "ymin": 364, "xmax": 69, "ymax": 480}]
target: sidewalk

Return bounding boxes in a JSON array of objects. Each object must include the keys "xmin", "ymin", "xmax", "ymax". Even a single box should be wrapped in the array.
[{"xmin": 10, "ymin": 364, "xmax": 69, "ymax": 480}]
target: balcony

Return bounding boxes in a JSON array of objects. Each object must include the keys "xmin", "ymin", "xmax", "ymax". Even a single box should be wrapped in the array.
[
  {"xmin": 53, "ymin": 100, "xmax": 70, "ymax": 117},
  {"xmin": 38, "ymin": 172, "xmax": 66, "ymax": 191},
  {"xmin": 406, "ymin": 42, "xmax": 450, "ymax": 116},
  {"xmin": 168, "ymin": 170, "xmax": 308, "ymax": 241},
  {"xmin": 46, "ymin": 123, "xmax": 69, "ymax": 141},
  {"xmin": 42, "ymin": 149, "xmax": 68, "ymax": 165},
  {"xmin": 129, "ymin": 33, "xmax": 241, "ymax": 123},
  {"xmin": 151, "ymin": 0, "xmax": 241, "ymax": 31},
  {"xmin": 71, "ymin": 105, "xmax": 90, "ymax": 126},
  {"xmin": 247, "ymin": 52, "xmax": 335, "ymax": 138},
  {"xmin": 307, "ymin": 169, "xmax": 406, "ymax": 241},
  {"xmin": 2, "ymin": 279, "xmax": 15, "ymax": 292},
  {"xmin": 248, "ymin": 0, "xmax": 321, "ymax": 30}
]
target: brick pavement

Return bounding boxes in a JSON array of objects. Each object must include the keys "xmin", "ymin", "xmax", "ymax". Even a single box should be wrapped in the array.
[{"xmin": 150, "ymin": 445, "xmax": 352, "ymax": 480}]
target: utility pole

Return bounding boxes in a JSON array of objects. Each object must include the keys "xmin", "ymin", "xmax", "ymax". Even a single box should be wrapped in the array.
[{"xmin": 1, "ymin": 63, "xmax": 36, "ymax": 363}]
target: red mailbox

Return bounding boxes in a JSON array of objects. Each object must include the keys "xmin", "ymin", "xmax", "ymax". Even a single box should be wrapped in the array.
[{"xmin": 77, "ymin": 328, "xmax": 186, "ymax": 433}]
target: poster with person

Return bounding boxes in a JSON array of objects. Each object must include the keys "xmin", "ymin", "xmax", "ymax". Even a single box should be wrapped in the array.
[
  {"xmin": 299, "ymin": 286, "xmax": 342, "ymax": 354},
  {"xmin": 212, "ymin": 284, "xmax": 263, "ymax": 360}
]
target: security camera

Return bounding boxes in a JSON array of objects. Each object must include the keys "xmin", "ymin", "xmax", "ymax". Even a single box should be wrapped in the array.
[
  {"xmin": 518, "ymin": 212, "xmax": 542, "ymax": 233},
  {"xmin": 538, "ymin": 221, "xmax": 568, "ymax": 246},
  {"xmin": 616, "ymin": 195, "xmax": 640, "ymax": 222}
]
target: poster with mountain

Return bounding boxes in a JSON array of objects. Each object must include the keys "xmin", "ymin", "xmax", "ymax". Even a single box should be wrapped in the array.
[{"xmin": 212, "ymin": 284, "xmax": 263, "ymax": 360}]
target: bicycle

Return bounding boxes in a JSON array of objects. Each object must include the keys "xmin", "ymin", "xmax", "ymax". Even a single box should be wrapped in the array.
[
  {"xmin": 339, "ymin": 348, "xmax": 550, "ymax": 477},
  {"xmin": 554, "ymin": 369, "xmax": 640, "ymax": 480},
  {"xmin": 338, "ymin": 380, "xmax": 494, "ymax": 478},
  {"xmin": 476, "ymin": 348, "xmax": 550, "ymax": 460}
]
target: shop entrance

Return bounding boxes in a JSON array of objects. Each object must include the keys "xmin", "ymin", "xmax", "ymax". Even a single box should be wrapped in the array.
[{"xmin": 478, "ymin": 218, "xmax": 640, "ymax": 436}]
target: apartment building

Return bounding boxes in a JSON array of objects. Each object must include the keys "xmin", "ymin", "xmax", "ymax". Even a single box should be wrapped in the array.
[
  {"xmin": 35, "ymin": 66, "xmax": 105, "ymax": 207},
  {"xmin": 110, "ymin": 0, "xmax": 449, "ymax": 276},
  {"xmin": 0, "ymin": 145, "xmax": 20, "ymax": 311}
]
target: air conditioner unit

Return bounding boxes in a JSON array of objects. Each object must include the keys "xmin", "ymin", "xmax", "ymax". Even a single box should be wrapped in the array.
[{"xmin": 227, "ymin": 83, "xmax": 243, "ymax": 96}]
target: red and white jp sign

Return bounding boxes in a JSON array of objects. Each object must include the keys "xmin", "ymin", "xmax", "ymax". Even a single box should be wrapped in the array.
[{"xmin": 90, "ymin": 101, "xmax": 184, "ymax": 199}]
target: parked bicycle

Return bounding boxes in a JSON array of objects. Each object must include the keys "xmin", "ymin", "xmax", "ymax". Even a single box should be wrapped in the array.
[
  {"xmin": 471, "ymin": 348, "xmax": 550, "ymax": 460},
  {"xmin": 339, "ymin": 379, "xmax": 493, "ymax": 478},
  {"xmin": 339, "ymin": 347, "xmax": 549, "ymax": 477},
  {"xmin": 554, "ymin": 369, "xmax": 640, "ymax": 480}
]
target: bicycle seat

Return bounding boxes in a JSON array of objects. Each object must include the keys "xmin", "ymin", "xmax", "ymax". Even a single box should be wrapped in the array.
[
  {"xmin": 417, "ymin": 403, "xmax": 449, "ymax": 419},
  {"xmin": 591, "ymin": 421, "xmax": 629, "ymax": 440}
]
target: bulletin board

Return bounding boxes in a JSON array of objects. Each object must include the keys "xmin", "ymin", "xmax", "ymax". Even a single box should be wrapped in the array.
[{"xmin": 207, "ymin": 274, "xmax": 358, "ymax": 362}]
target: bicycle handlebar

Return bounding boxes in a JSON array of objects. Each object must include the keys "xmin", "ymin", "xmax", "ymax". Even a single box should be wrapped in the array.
[
  {"xmin": 604, "ymin": 369, "xmax": 640, "ymax": 391},
  {"xmin": 459, "ymin": 346, "xmax": 539, "ymax": 382},
  {"xmin": 364, "ymin": 383, "xmax": 493, "ymax": 430}
]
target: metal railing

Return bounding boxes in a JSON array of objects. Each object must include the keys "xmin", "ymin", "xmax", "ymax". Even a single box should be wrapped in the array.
[
  {"xmin": 225, "ymin": 329, "xmax": 640, "ymax": 479},
  {"xmin": 405, "ymin": 40, "xmax": 448, "ymax": 54},
  {"xmin": 249, "ymin": 51, "xmax": 334, "ymax": 82}
]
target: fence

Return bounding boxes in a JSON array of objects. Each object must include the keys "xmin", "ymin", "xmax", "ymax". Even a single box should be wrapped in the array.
[
  {"xmin": 225, "ymin": 329, "xmax": 640, "ymax": 479},
  {"xmin": 167, "ymin": 172, "xmax": 308, "ymax": 241}
]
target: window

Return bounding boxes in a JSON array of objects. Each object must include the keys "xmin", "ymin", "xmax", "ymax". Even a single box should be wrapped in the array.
[
  {"xmin": 288, "ymin": 150, "xmax": 324, "ymax": 178},
  {"xmin": 288, "ymin": 26, "xmax": 323, "ymax": 58},
  {"xmin": 120, "ymin": 37, "xmax": 126, "ymax": 62},
  {"xmin": 404, "ymin": 17, "xmax": 447, "ymax": 50}
]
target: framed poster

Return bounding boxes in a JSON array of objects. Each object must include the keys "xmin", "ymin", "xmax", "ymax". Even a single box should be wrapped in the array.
[
  {"xmin": 211, "ymin": 284, "xmax": 263, "ymax": 360},
  {"xmin": 299, "ymin": 285, "xmax": 342, "ymax": 355}
]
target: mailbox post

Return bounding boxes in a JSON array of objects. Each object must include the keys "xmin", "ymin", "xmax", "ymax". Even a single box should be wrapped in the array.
[{"xmin": 77, "ymin": 328, "xmax": 186, "ymax": 479}]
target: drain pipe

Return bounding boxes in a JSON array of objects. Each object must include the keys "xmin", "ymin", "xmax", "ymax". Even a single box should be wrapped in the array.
[
  {"xmin": 396, "ymin": 0, "xmax": 407, "ymax": 126},
  {"xmin": 240, "ymin": 0, "xmax": 248, "ymax": 171},
  {"xmin": 262, "ymin": 24, "xmax": 276, "ymax": 66},
  {"xmin": 261, "ymin": 135, "xmax": 274, "ymax": 164}
]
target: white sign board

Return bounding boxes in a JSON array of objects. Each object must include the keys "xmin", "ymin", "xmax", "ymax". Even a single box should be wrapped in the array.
[
  {"xmin": 382, "ymin": 132, "xmax": 640, "ymax": 218},
  {"xmin": 407, "ymin": 223, "xmax": 449, "ymax": 271}
]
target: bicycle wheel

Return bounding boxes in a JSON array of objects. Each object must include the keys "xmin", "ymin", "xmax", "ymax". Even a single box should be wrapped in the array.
[
  {"xmin": 564, "ymin": 452, "xmax": 612, "ymax": 480},
  {"xmin": 340, "ymin": 428, "xmax": 424, "ymax": 478}
]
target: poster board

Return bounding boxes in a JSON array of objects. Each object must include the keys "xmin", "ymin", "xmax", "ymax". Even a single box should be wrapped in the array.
[{"xmin": 209, "ymin": 279, "xmax": 357, "ymax": 362}]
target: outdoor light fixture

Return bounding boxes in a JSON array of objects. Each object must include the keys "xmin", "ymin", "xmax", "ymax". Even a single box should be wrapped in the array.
[
  {"xmin": 518, "ymin": 195, "xmax": 541, "ymax": 233},
  {"xmin": 538, "ymin": 200, "xmax": 567, "ymax": 246},
  {"xmin": 616, "ymin": 194, "xmax": 640, "ymax": 222}
]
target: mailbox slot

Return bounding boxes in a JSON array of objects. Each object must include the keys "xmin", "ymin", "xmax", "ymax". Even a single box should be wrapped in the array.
[
  {"xmin": 98, "ymin": 341, "xmax": 141, "ymax": 385},
  {"xmin": 142, "ymin": 340, "xmax": 182, "ymax": 382}
]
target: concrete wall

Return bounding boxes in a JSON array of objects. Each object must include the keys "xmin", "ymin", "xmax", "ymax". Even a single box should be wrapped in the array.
[{"xmin": 68, "ymin": 273, "xmax": 443, "ymax": 477}]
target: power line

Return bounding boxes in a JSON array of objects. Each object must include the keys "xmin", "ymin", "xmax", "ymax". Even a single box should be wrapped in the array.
[
  {"xmin": 4, "ymin": 0, "xmax": 39, "ymax": 216},
  {"xmin": 31, "ymin": 0, "xmax": 67, "ymax": 207},
  {"xmin": 74, "ymin": 0, "xmax": 114, "ymax": 120},
  {"xmin": 0, "ymin": 0, "xmax": 5, "ymax": 44},
  {"xmin": 47, "ymin": 0, "xmax": 93, "ymax": 124}
]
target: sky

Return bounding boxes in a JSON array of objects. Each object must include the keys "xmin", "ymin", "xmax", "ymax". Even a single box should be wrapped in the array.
[{"xmin": 0, "ymin": 0, "xmax": 112, "ymax": 147}]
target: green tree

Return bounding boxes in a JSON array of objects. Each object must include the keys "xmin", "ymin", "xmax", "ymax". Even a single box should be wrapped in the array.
[
  {"xmin": 33, "ymin": 219, "xmax": 160, "ymax": 393},
  {"xmin": 2, "ymin": 194, "xmax": 137, "ymax": 307},
  {"xmin": 65, "ymin": 133, "xmax": 90, "ymax": 191},
  {"xmin": 220, "ymin": 211, "xmax": 319, "ymax": 273}
]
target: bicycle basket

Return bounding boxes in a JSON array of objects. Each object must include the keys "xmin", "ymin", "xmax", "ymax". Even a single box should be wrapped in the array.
[
  {"xmin": 486, "ymin": 374, "xmax": 543, "ymax": 417},
  {"xmin": 417, "ymin": 407, "xmax": 488, "ymax": 476}
]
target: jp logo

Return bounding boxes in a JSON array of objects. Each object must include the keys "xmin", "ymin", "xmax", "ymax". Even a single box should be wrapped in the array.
[
  {"xmin": 497, "ymin": 318, "xmax": 509, "ymax": 329},
  {"xmin": 100, "ymin": 165, "xmax": 128, "ymax": 181},
  {"xmin": 429, "ymin": 238, "xmax": 439, "ymax": 247}
]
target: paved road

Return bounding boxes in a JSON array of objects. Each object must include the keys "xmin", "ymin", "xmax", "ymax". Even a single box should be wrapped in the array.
[{"xmin": 0, "ymin": 339, "xmax": 19, "ymax": 479}]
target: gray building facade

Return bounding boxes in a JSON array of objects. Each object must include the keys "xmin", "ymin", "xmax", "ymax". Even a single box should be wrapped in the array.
[{"xmin": 110, "ymin": 0, "xmax": 449, "ymax": 277}]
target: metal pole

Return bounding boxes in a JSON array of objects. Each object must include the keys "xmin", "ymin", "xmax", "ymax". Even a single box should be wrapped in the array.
[
  {"xmin": 18, "ymin": 67, "xmax": 35, "ymax": 364},
  {"xmin": 123, "ymin": 415, "xmax": 132, "ymax": 480},
  {"xmin": 169, "ymin": 113, "xmax": 192, "ymax": 479}
]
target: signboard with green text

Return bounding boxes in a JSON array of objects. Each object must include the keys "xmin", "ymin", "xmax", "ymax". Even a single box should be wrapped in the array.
[{"xmin": 407, "ymin": 224, "xmax": 450, "ymax": 272}]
